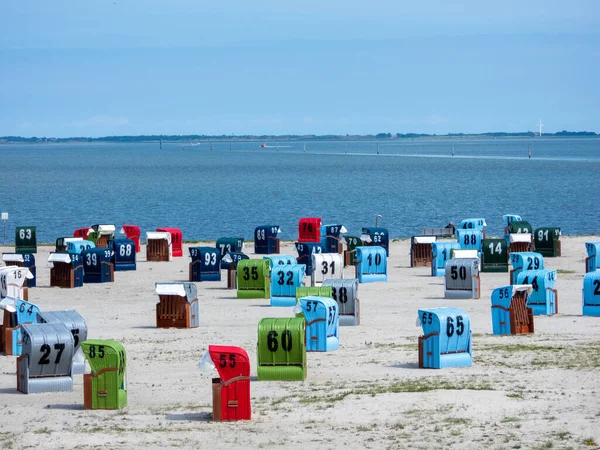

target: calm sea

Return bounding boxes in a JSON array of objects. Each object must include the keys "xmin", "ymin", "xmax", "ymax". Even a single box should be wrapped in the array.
[{"xmin": 1, "ymin": 138, "xmax": 599, "ymax": 244}]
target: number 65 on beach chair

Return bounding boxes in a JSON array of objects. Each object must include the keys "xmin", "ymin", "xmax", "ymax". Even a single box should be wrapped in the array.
[{"xmin": 417, "ymin": 308, "xmax": 472, "ymax": 369}]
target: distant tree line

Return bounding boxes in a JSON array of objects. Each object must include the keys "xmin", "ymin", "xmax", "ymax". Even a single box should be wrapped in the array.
[{"xmin": 0, "ymin": 130, "xmax": 597, "ymax": 144}]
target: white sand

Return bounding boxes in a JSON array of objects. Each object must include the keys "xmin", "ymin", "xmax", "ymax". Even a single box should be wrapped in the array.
[{"xmin": 1, "ymin": 237, "xmax": 599, "ymax": 450}]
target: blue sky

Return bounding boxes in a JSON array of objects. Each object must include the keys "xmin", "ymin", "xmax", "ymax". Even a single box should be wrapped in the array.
[{"xmin": 1, "ymin": 1, "xmax": 599, "ymax": 137}]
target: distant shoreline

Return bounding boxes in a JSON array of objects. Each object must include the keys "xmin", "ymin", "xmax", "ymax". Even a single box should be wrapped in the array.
[{"xmin": 0, "ymin": 131, "xmax": 598, "ymax": 144}]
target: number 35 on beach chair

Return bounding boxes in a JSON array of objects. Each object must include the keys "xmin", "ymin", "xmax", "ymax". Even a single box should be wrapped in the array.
[
  {"xmin": 257, "ymin": 317, "xmax": 306, "ymax": 381},
  {"xmin": 82, "ymin": 340, "xmax": 127, "ymax": 409},
  {"xmin": 417, "ymin": 308, "xmax": 472, "ymax": 369},
  {"xmin": 236, "ymin": 259, "xmax": 270, "ymax": 299}
]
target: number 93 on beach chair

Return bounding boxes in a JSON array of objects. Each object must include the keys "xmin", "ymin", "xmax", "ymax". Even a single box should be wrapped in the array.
[
  {"xmin": 189, "ymin": 247, "xmax": 221, "ymax": 282},
  {"xmin": 417, "ymin": 308, "xmax": 472, "ymax": 369}
]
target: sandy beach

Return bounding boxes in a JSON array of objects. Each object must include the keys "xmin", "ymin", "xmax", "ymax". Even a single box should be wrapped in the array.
[{"xmin": 1, "ymin": 237, "xmax": 599, "ymax": 450}]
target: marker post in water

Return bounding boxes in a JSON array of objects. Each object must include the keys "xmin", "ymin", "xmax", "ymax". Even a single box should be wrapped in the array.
[{"xmin": 2, "ymin": 213, "xmax": 7, "ymax": 245}]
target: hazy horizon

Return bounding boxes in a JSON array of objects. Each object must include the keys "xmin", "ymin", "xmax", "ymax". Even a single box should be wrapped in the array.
[{"xmin": 1, "ymin": 1, "xmax": 599, "ymax": 137}]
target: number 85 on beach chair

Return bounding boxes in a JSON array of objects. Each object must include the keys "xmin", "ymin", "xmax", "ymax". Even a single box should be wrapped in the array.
[
  {"xmin": 82, "ymin": 340, "xmax": 127, "ymax": 409},
  {"xmin": 417, "ymin": 308, "xmax": 472, "ymax": 369}
]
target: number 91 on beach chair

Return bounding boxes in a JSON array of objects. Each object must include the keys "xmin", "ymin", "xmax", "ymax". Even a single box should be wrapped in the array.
[
  {"xmin": 355, "ymin": 246, "xmax": 387, "ymax": 283},
  {"xmin": 82, "ymin": 340, "xmax": 127, "ymax": 409},
  {"xmin": 417, "ymin": 308, "xmax": 472, "ymax": 369},
  {"xmin": 491, "ymin": 285, "xmax": 534, "ymax": 335},
  {"xmin": 257, "ymin": 318, "xmax": 306, "ymax": 381}
]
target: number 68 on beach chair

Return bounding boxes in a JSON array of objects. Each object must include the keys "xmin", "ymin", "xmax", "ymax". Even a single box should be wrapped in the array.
[{"xmin": 417, "ymin": 308, "xmax": 472, "ymax": 369}]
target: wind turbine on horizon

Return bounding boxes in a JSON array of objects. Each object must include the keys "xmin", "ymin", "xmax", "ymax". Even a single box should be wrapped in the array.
[{"xmin": 537, "ymin": 119, "xmax": 544, "ymax": 136}]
